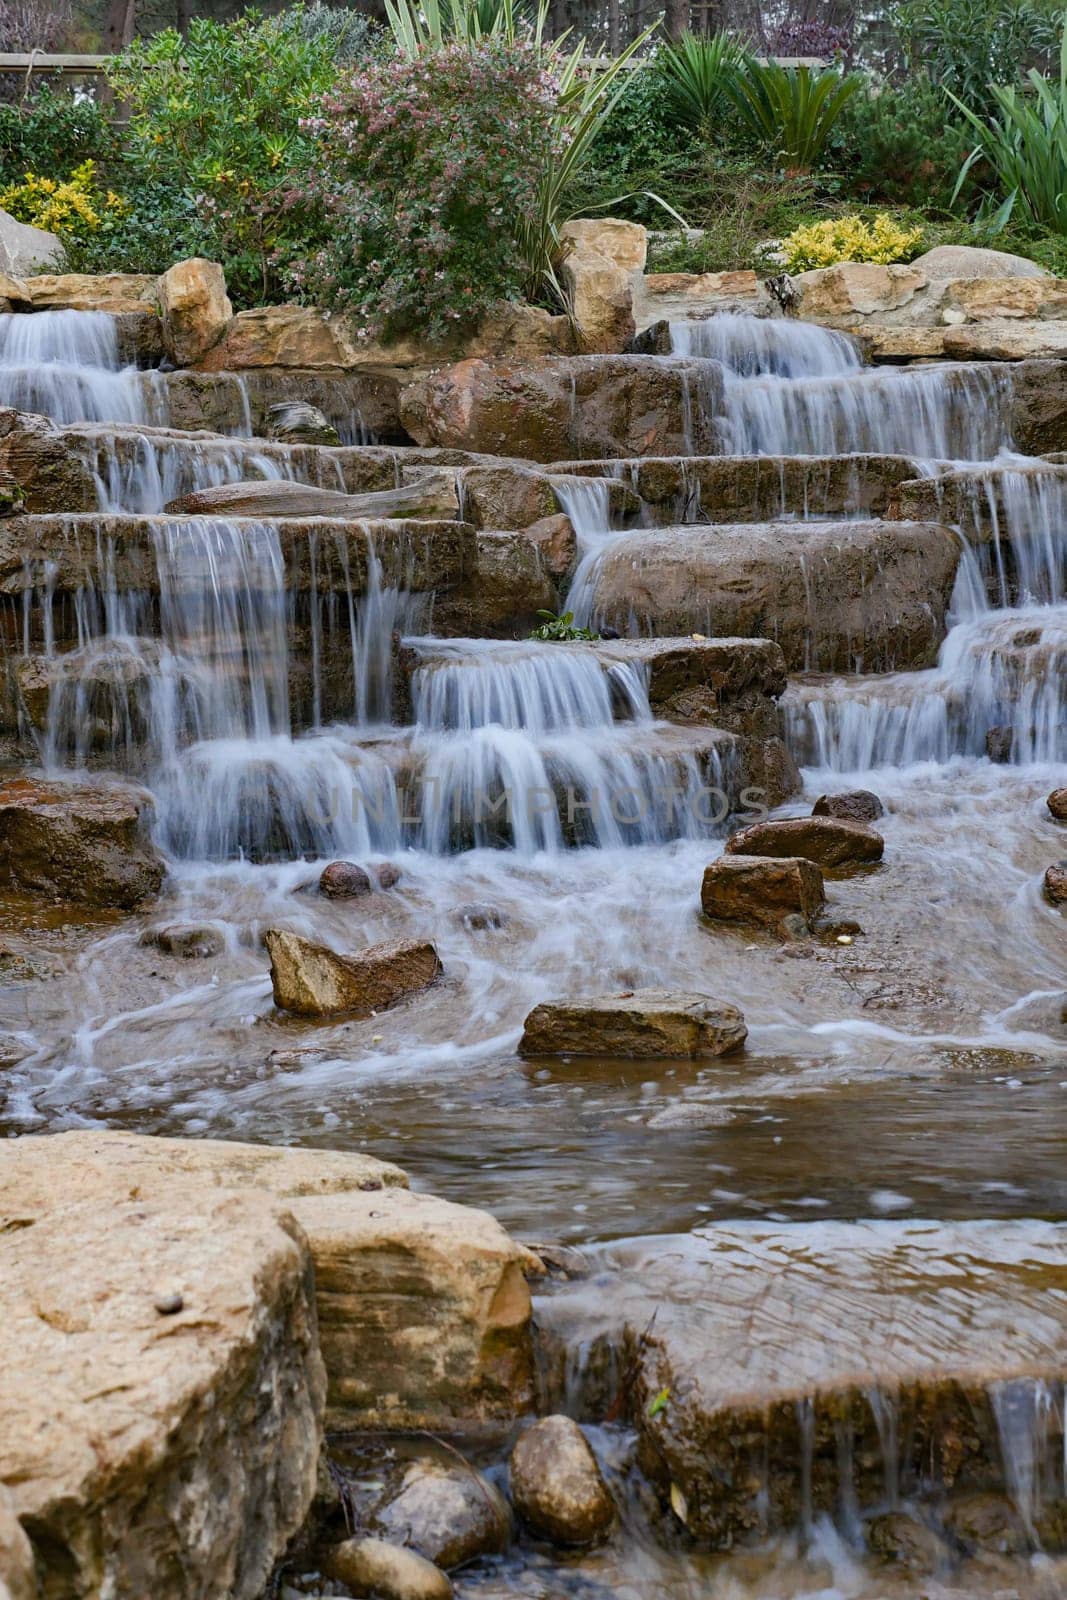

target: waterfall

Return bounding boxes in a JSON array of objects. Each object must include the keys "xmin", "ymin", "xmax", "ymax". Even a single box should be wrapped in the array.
[
  {"xmin": 0, "ymin": 309, "xmax": 159, "ymax": 426},
  {"xmin": 670, "ymin": 314, "xmax": 863, "ymax": 378},
  {"xmin": 553, "ymin": 477, "xmax": 620, "ymax": 627}
]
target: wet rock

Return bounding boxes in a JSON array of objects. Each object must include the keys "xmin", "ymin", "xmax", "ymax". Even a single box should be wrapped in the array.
[
  {"xmin": 377, "ymin": 862, "xmax": 402, "ymax": 889},
  {"xmin": 142, "ymin": 923, "xmax": 225, "ymax": 958},
  {"xmin": 518, "ymin": 989, "xmax": 747, "ymax": 1059},
  {"xmin": 327, "ymin": 1537, "xmax": 453, "ymax": 1600},
  {"xmin": 1008, "ymin": 358, "xmax": 1067, "ymax": 454},
  {"xmin": 986, "ymin": 724, "xmax": 1014, "ymax": 762},
  {"xmin": 944, "ymin": 1491, "xmax": 1029, "ymax": 1555},
  {"xmin": 1043, "ymin": 861, "xmax": 1067, "ymax": 905},
  {"xmin": 509, "ymin": 1416, "xmax": 614, "ymax": 1546},
  {"xmin": 453, "ymin": 902, "xmax": 509, "ymax": 931},
  {"xmin": 523, "ymin": 512, "xmax": 578, "ymax": 577},
  {"xmin": 163, "ymin": 471, "xmax": 458, "ymax": 521},
  {"xmin": 520, "ymin": 1241, "xmax": 589, "ymax": 1280},
  {"xmin": 0, "ymin": 1483, "xmax": 35, "ymax": 1600},
  {"xmin": 0, "ymin": 1032, "xmax": 29, "ymax": 1070},
  {"xmin": 725, "ymin": 816, "xmax": 884, "ymax": 871},
  {"xmin": 0, "ymin": 208, "xmax": 63, "ymax": 276},
  {"xmin": 812, "ymin": 789, "xmax": 884, "ymax": 823},
  {"xmin": 319, "ymin": 860, "xmax": 374, "ymax": 899},
  {"xmin": 701, "ymin": 855, "xmax": 826, "ymax": 929},
  {"xmin": 432, "ymin": 530, "xmax": 560, "ymax": 637},
  {"xmin": 155, "ymin": 256, "xmax": 232, "ymax": 366},
  {"xmin": 0, "ymin": 471, "xmax": 23, "ymax": 516},
  {"xmin": 0, "ymin": 777, "xmax": 164, "ymax": 908},
  {"xmin": 0, "ymin": 1174, "xmax": 325, "ymax": 1600},
  {"xmin": 1005, "ymin": 990, "xmax": 1067, "ymax": 1040},
  {"xmin": 590, "ymin": 520, "xmax": 961, "ymax": 672},
  {"xmin": 1048, "ymin": 787, "xmax": 1067, "ymax": 821},
  {"xmin": 867, "ymin": 1510, "xmax": 949, "ymax": 1571},
  {"xmin": 265, "ymin": 399, "xmax": 340, "ymax": 445},
  {"xmin": 0, "ymin": 406, "xmax": 99, "ymax": 513},
  {"xmin": 265, "ymin": 930, "xmax": 442, "ymax": 1018},
  {"xmin": 368, "ymin": 1459, "xmax": 510, "ymax": 1569}
]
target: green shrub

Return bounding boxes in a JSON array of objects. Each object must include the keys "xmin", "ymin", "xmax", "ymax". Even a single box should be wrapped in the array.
[
  {"xmin": 727, "ymin": 59, "xmax": 864, "ymax": 173},
  {"xmin": 890, "ymin": 0, "xmax": 1061, "ymax": 113},
  {"xmin": 644, "ymin": 159, "xmax": 829, "ymax": 274},
  {"xmin": 0, "ymin": 87, "xmax": 115, "ymax": 189},
  {"xmin": 834, "ymin": 78, "xmax": 979, "ymax": 210},
  {"xmin": 656, "ymin": 31, "xmax": 746, "ymax": 134}
]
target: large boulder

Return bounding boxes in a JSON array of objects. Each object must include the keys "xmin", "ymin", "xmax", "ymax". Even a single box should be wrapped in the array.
[
  {"xmin": 634, "ymin": 269, "xmax": 767, "ymax": 332},
  {"xmin": 431, "ymin": 530, "xmax": 561, "ymax": 637},
  {"xmin": 701, "ymin": 854, "xmax": 825, "ymax": 929},
  {"xmin": 0, "ymin": 407, "xmax": 99, "ymax": 513},
  {"xmin": 793, "ymin": 262, "xmax": 929, "ymax": 325},
  {"xmin": 910, "ymin": 244, "xmax": 1050, "ymax": 280},
  {"xmin": 559, "ymin": 219, "xmax": 645, "ymax": 354},
  {"xmin": 264, "ymin": 930, "xmax": 442, "ymax": 1018},
  {"xmin": 399, "ymin": 356, "xmax": 724, "ymax": 462},
  {"xmin": 725, "ymin": 816, "xmax": 884, "ymax": 871},
  {"xmin": 943, "ymin": 320, "xmax": 1067, "ymax": 361},
  {"xmin": 509, "ymin": 1416, "xmax": 615, "ymax": 1546},
  {"xmin": 0, "ymin": 209, "xmax": 62, "ymax": 277},
  {"xmin": 0, "ymin": 777, "xmax": 164, "ymax": 908},
  {"xmin": 0, "ymin": 1166, "xmax": 326, "ymax": 1600},
  {"xmin": 518, "ymin": 990, "xmax": 747, "ymax": 1058},
  {"xmin": 154, "ymin": 257, "xmax": 233, "ymax": 366},
  {"xmin": 589, "ymin": 520, "xmax": 961, "ymax": 671}
]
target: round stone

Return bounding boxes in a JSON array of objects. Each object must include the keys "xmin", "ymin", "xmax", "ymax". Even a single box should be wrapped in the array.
[
  {"xmin": 319, "ymin": 861, "xmax": 373, "ymax": 899},
  {"xmin": 509, "ymin": 1415, "xmax": 614, "ymax": 1547}
]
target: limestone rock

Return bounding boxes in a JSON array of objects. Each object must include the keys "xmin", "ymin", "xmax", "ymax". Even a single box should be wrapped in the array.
[
  {"xmin": 368, "ymin": 1460, "xmax": 510, "ymax": 1569},
  {"xmin": 701, "ymin": 854, "xmax": 825, "ymax": 928},
  {"xmin": 1044, "ymin": 861, "xmax": 1067, "ymax": 905},
  {"xmin": 793, "ymin": 262, "xmax": 928, "ymax": 322},
  {"xmin": 944, "ymin": 276, "xmax": 1067, "ymax": 321},
  {"xmin": 0, "ymin": 209, "xmax": 62, "ymax": 277},
  {"xmin": 635, "ymin": 269, "xmax": 766, "ymax": 332},
  {"xmin": 0, "ymin": 777, "xmax": 164, "ymax": 908},
  {"xmin": 561, "ymin": 218, "xmax": 648, "ymax": 274},
  {"xmin": 509, "ymin": 1416, "xmax": 615, "ymax": 1546},
  {"xmin": 0, "ymin": 407, "xmax": 98, "ymax": 514},
  {"xmin": 0, "ymin": 1486, "xmax": 35, "ymax": 1600},
  {"xmin": 1048, "ymin": 787, "xmax": 1067, "ymax": 821},
  {"xmin": 725, "ymin": 816, "xmax": 884, "ymax": 870},
  {"xmin": 163, "ymin": 472, "xmax": 459, "ymax": 521},
  {"xmin": 559, "ymin": 219, "xmax": 640, "ymax": 353},
  {"xmin": 328, "ymin": 1538, "xmax": 452, "ymax": 1600},
  {"xmin": 910, "ymin": 244, "xmax": 1050, "ymax": 280},
  {"xmin": 0, "ymin": 271, "xmax": 30, "ymax": 312},
  {"xmin": 943, "ymin": 319, "xmax": 1067, "ymax": 361},
  {"xmin": 265, "ymin": 399, "xmax": 340, "ymax": 445},
  {"xmin": 195, "ymin": 305, "xmax": 353, "ymax": 370},
  {"xmin": 154, "ymin": 257, "xmax": 232, "ymax": 366},
  {"xmin": 432, "ymin": 530, "xmax": 560, "ymax": 637},
  {"xmin": 518, "ymin": 989, "xmax": 747, "ymax": 1058},
  {"xmin": 523, "ymin": 512, "xmax": 577, "ymax": 577},
  {"xmin": 23, "ymin": 272, "xmax": 154, "ymax": 312},
  {"xmin": 265, "ymin": 930, "xmax": 442, "ymax": 1017},
  {"xmin": 867, "ymin": 1510, "xmax": 949, "ymax": 1571},
  {"xmin": 142, "ymin": 923, "xmax": 225, "ymax": 958},
  {"xmin": 319, "ymin": 860, "xmax": 374, "ymax": 899},
  {"xmin": 813, "ymin": 789, "xmax": 884, "ymax": 823},
  {"xmin": 944, "ymin": 1491, "xmax": 1029, "ymax": 1555},
  {"xmin": 0, "ymin": 1176, "xmax": 326, "ymax": 1600}
]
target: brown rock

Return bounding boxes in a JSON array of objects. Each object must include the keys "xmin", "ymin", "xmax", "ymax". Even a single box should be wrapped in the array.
[
  {"xmin": 523, "ymin": 512, "xmax": 578, "ymax": 577},
  {"xmin": 1048, "ymin": 787, "xmax": 1067, "ymax": 821},
  {"xmin": 0, "ymin": 777, "xmax": 164, "ymax": 908},
  {"xmin": 23, "ymin": 271, "xmax": 155, "ymax": 311},
  {"xmin": 1044, "ymin": 861, "xmax": 1067, "ymax": 905},
  {"xmin": 164, "ymin": 472, "xmax": 458, "ymax": 521},
  {"xmin": 328, "ymin": 1538, "xmax": 452, "ymax": 1600},
  {"xmin": 368, "ymin": 1459, "xmax": 510, "ymax": 1569},
  {"xmin": 944, "ymin": 320, "xmax": 1067, "ymax": 361},
  {"xmin": 509, "ymin": 1415, "xmax": 614, "ymax": 1546},
  {"xmin": 0, "ymin": 407, "xmax": 98, "ymax": 513},
  {"xmin": 866, "ymin": 1510, "xmax": 949, "ymax": 1571},
  {"xmin": 944, "ymin": 1491, "xmax": 1029, "ymax": 1555},
  {"xmin": 265, "ymin": 399, "xmax": 339, "ymax": 444},
  {"xmin": 319, "ymin": 861, "xmax": 374, "ymax": 899},
  {"xmin": 0, "ymin": 1485, "xmax": 35, "ymax": 1600},
  {"xmin": 559, "ymin": 226, "xmax": 636, "ymax": 354},
  {"xmin": 561, "ymin": 218, "xmax": 648, "ymax": 274},
  {"xmin": 154, "ymin": 257, "xmax": 232, "ymax": 366},
  {"xmin": 945, "ymin": 275, "xmax": 1067, "ymax": 321},
  {"xmin": 986, "ymin": 724, "xmax": 1013, "ymax": 763},
  {"xmin": 377, "ymin": 862, "xmax": 402, "ymax": 889},
  {"xmin": 433, "ymin": 530, "xmax": 560, "ymax": 637},
  {"xmin": 725, "ymin": 816, "xmax": 884, "ymax": 871},
  {"xmin": 265, "ymin": 930, "xmax": 441, "ymax": 1017},
  {"xmin": 518, "ymin": 989, "xmax": 747, "ymax": 1059},
  {"xmin": 794, "ymin": 262, "xmax": 928, "ymax": 323},
  {"xmin": 143, "ymin": 923, "xmax": 225, "ymax": 958},
  {"xmin": 812, "ymin": 789, "xmax": 884, "ymax": 823},
  {"xmin": 701, "ymin": 854, "xmax": 826, "ymax": 929},
  {"xmin": 195, "ymin": 304, "xmax": 353, "ymax": 370}
]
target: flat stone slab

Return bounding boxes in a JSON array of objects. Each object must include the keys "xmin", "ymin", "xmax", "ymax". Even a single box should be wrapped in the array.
[
  {"xmin": 518, "ymin": 989, "xmax": 747, "ymax": 1058},
  {"xmin": 725, "ymin": 815, "xmax": 884, "ymax": 870},
  {"xmin": 540, "ymin": 1218, "xmax": 1067, "ymax": 1546}
]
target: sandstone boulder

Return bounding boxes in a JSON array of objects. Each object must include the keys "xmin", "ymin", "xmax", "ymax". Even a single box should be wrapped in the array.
[
  {"xmin": 368, "ymin": 1459, "xmax": 510, "ymax": 1569},
  {"xmin": 509, "ymin": 1416, "xmax": 615, "ymax": 1546},
  {"xmin": 634, "ymin": 269, "xmax": 766, "ymax": 332},
  {"xmin": 328, "ymin": 1538, "xmax": 452, "ymax": 1600},
  {"xmin": 22, "ymin": 272, "xmax": 154, "ymax": 312},
  {"xmin": 561, "ymin": 218, "xmax": 648, "ymax": 274},
  {"xmin": 518, "ymin": 989, "xmax": 747, "ymax": 1058},
  {"xmin": 0, "ymin": 777, "xmax": 164, "ymax": 908},
  {"xmin": 0, "ymin": 210, "xmax": 62, "ymax": 278},
  {"xmin": 559, "ymin": 218, "xmax": 642, "ymax": 353},
  {"xmin": 725, "ymin": 816, "xmax": 884, "ymax": 870},
  {"xmin": 793, "ymin": 262, "xmax": 928, "ymax": 324},
  {"xmin": 813, "ymin": 789, "xmax": 884, "ymax": 823},
  {"xmin": 163, "ymin": 471, "xmax": 459, "ymax": 521},
  {"xmin": 522, "ymin": 512, "xmax": 578, "ymax": 577},
  {"xmin": 1044, "ymin": 861, "xmax": 1067, "ymax": 905},
  {"xmin": 400, "ymin": 356, "xmax": 723, "ymax": 462},
  {"xmin": 194, "ymin": 305, "xmax": 355, "ymax": 370},
  {"xmin": 265, "ymin": 930, "xmax": 442, "ymax": 1017},
  {"xmin": 701, "ymin": 854, "xmax": 825, "ymax": 929},
  {"xmin": 0, "ymin": 407, "xmax": 98, "ymax": 514},
  {"xmin": 0, "ymin": 272, "xmax": 30, "ymax": 313},
  {"xmin": 265, "ymin": 399, "xmax": 340, "ymax": 444},
  {"xmin": 910, "ymin": 244, "xmax": 1050, "ymax": 280},
  {"xmin": 432, "ymin": 530, "xmax": 560, "ymax": 637},
  {"xmin": 943, "ymin": 320, "xmax": 1067, "ymax": 361},
  {"xmin": 319, "ymin": 860, "xmax": 374, "ymax": 899},
  {"xmin": 590, "ymin": 520, "xmax": 960, "ymax": 672},
  {"xmin": 155, "ymin": 257, "xmax": 232, "ymax": 366},
  {"xmin": 0, "ymin": 1174, "xmax": 325, "ymax": 1600},
  {"xmin": 1048, "ymin": 788, "xmax": 1067, "ymax": 821}
]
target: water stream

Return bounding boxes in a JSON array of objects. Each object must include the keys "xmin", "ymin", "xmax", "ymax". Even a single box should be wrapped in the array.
[{"xmin": 1, "ymin": 305, "xmax": 1065, "ymax": 1597}]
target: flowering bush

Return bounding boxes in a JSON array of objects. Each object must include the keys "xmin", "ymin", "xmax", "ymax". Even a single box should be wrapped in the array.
[
  {"xmin": 780, "ymin": 213, "xmax": 924, "ymax": 272},
  {"xmin": 0, "ymin": 160, "xmax": 127, "ymax": 243},
  {"xmin": 290, "ymin": 40, "xmax": 557, "ymax": 340}
]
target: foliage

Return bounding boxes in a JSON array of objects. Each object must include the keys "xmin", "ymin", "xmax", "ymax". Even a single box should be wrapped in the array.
[
  {"xmin": 951, "ymin": 20, "xmax": 1067, "ymax": 234},
  {"xmin": 294, "ymin": 1, "xmax": 381, "ymax": 60},
  {"xmin": 656, "ymin": 31, "xmax": 746, "ymax": 133},
  {"xmin": 768, "ymin": 15, "xmax": 853, "ymax": 58},
  {"xmin": 0, "ymin": 159, "xmax": 127, "ymax": 243},
  {"xmin": 106, "ymin": 7, "xmax": 342, "ymax": 305},
  {"xmin": 289, "ymin": 40, "xmax": 556, "ymax": 340},
  {"xmin": 890, "ymin": 0, "xmax": 1062, "ymax": 112},
  {"xmin": 528, "ymin": 610, "xmax": 599, "ymax": 640},
  {"xmin": 780, "ymin": 211, "xmax": 924, "ymax": 271},
  {"xmin": 569, "ymin": 67, "xmax": 695, "ymax": 225},
  {"xmin": 727, "ymin": 58, "xmax": 863, "ymax": 171},
  {"xmin": 0, "ymin": 0, "xmax": 73, "ymax": 54},
  {"xmin": 833, "ymin": 77, "xmax": 979, "ymax": 210},
  {"xmin": 384, "ymin": 0, "xmax": 544, "ymax": 57},
  {"xmin": 0, "ymin": 88, "xmax": 115, "ymax": 189}
]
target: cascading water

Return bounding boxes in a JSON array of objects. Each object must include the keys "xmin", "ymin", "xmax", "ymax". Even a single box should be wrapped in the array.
[{"xmin": 0, "ymin": 309, "xmax": 161, "ymax": 425}]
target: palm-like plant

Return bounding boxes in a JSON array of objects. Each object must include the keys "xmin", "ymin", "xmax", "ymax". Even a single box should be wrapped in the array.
[
  {"xmin": 727, "ymin": 58, "xmax": 863, "ymax": 172},
  {"xmin": 951, "ymin": 22, "xmax": 1067, "ymax": 234},
  {"xmin": 657, "ymin": 30, "xmax": 746, "ymax": 132}
]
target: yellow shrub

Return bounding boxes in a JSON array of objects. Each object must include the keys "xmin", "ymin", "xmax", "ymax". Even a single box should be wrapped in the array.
[
  {"xmin": 0, "ymin": 160, "xmax": 127, "ymax": 242},
  {"xmin": 781, "ymin": 214, "xmax": 924, "ymax": 274}
]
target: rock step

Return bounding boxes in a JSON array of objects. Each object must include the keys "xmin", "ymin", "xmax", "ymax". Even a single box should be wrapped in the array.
[{"xmin": 519, "ymin": 989, "xmax": 746, "ymax": 1059}]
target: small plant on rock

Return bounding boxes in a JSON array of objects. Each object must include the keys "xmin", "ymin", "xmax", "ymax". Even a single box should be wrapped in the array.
[
  {"xmin": 780, "ymin": 212, "xmax": 924, "ymax": 272},
  {"xmin": 528, "ymin": 610, "xmax": 599, "ymax": 641}
]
